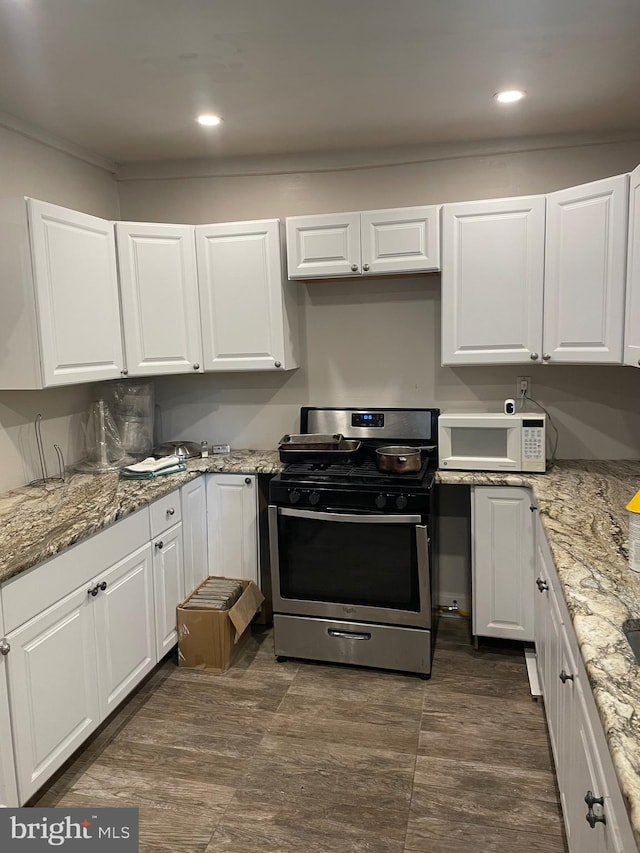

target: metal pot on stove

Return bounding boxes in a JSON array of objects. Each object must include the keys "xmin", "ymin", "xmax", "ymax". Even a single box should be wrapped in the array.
[{"xmin": 375, "ymin": 445, "xmax": 426, "ymax": 474}]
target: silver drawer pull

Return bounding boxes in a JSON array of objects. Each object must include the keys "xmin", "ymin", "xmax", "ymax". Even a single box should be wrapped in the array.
[{"xmin": 328, "ymin": 629, "xmax": 371, "ymax": 641}]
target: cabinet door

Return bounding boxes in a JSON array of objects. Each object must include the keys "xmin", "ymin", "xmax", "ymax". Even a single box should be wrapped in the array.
[
  {"xmin": 0, "ymin": 609, "xmax": 18, "ymax": 807},
  {"xmin": 441, "ymin": 196, "xmax": 545, "ymax": 365},
  {"xmin": 534, "ymin": 525, "xmax": 563, "ymax": 771},
  {"xmin": 181, "ymin": 477, "xmax": 208, "ymax": 595},
  {"xmin": 472, "ymin": 487, "xmax": 535, "ymax": 641},
  {"xmin": 116, "ymin": 222, "xmax": 203, "ymax": 376},
  {"xmin": 196, "ymin": 219, "xmax": 297, "ymax": 370},
  {"xmin": 564, "ymin": 675, "xmax": 622, "ymax": 853},
  {"xmin": 544, "ymin": 175, "xmax": 628, "ymax": 364},
  {"xmin": 360, "ymin": 206, "xmax": 441, "ymax": 273},
  {"xmin": 206, "ymin": 474, "xmax": 258, "ymax": 584},
  {"xmin": 152, "ymin": 522, "xmax": 184, "ymax": 659},
  {"xmin": 624, "ymin": 164, "xmax": 640, "ymax": 367},
  {"xmin": 285, "ymin": 212, "xmax": 361, "ymax": 278},
  {"xmin": 94, "ymin": 544, "xmax": 155, "ymax": 717},
  {"xmin": 6, "ymin": 586, "xmax": 100, "ymax": 802},
  {"xmin": 27, "ymin": 199, "xmax": 124, "ymax": 386}
]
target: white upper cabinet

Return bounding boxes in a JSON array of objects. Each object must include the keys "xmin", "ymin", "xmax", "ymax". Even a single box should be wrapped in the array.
[
  {"xmin": 286, "ymin": 211, "xmax": 361, "ymax": 278},
  {"xmin": 360, "ymin": 206, "xmax": 441, "ymax": 274},
  {"xmin": 441, "ymin": 196, "xmax": 545, "ymax": 365},
  {"xmin": 196, "ymin": 219, "xmax": 298, "ymax": 371},
  {"xmin": 116, "ymin": 222, "xmax": 203, "ymax": 376},
  {"xmin": 286, "ymin": 206, "xmax": 441, "ymax": 279},
  {"xmin": 543, "ymin": 174, "xmax": 629, "ymax": 364},
  {"xmin": 624, "ymin": 164, "xmax": 640, "ymax": 367},
  {"xmin": 0, "ymin": 197, "xmax": 124, "ymax": 389}
]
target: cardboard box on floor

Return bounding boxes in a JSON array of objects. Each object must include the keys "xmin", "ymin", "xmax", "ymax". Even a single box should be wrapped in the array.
[{"xmin": 177, "ymin": 577, "xmax": 265, "ymax": 673}]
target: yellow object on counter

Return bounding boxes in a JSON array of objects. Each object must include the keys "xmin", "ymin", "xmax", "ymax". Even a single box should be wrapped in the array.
[{"xmin": 626, "ymin": 490, "xmax": 640, "ymax": 573}]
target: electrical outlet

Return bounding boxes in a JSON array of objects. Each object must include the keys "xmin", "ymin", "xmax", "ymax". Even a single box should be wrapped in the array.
[{"xmin": 517, "ymin": 376, "xmax": 531, "ymax": 398}]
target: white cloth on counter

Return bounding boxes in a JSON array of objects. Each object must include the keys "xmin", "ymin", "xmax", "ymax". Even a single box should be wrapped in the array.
[{"xmin": 119, "ymin": 455, "xmax": 186, "ymax": 479}]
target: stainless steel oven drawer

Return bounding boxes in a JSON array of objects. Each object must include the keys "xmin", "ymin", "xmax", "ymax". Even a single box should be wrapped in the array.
[{"xmin": 273, "ymin": 614, "xmax": 432, "ymax": 676}]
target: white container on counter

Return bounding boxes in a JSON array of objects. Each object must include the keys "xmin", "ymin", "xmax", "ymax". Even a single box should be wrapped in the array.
[{"xmin": 626, "ymin": 491, "xmax": 640, "ymax": 572}]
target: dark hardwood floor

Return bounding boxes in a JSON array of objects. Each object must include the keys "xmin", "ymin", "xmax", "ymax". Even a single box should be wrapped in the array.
[{"xmin": 33, "ymin": 617, "xmax": 568, "ymax": 853}]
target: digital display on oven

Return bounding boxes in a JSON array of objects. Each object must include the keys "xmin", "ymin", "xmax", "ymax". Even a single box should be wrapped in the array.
[{"xmin": 352, "ymin": 412, "xmax": 384, "ymax": 427}]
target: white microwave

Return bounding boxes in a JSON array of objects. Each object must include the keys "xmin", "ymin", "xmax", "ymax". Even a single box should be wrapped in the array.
[{"xmin": 438, "ymin": 411, "xmax": 546, "ymax": 473}]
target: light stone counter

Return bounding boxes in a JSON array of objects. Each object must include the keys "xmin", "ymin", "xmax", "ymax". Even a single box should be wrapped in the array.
[
  {"xmin": 0, "ymin": 450, "xmax": 283, "ymax": 585},
  {"xmin": 1, "ymin": 456, "xmax": 640, "ymax": 844}
]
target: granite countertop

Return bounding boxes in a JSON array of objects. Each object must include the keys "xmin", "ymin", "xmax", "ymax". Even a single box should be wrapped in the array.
[
  {"xmin": 0, "ymin": 450, "xmax": 283, "ymax": 585},
  {"xmin": 1, "ymin": 455, "xmax": 640, "ymax": 843}
]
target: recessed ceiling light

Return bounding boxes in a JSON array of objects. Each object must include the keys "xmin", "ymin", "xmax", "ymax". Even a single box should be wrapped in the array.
[
  {"xmin": 494, "ymin": 90, "xmax": 526, "ymax": 104},
  {"xmin": 197, "ymin": 114, "xmax": 223, "ymax": 126}
]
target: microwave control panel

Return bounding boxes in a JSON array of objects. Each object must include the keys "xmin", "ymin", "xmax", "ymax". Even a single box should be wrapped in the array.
[{"xmin": 522, "ymin": 418, "xmax": 545, "ymax": 471}]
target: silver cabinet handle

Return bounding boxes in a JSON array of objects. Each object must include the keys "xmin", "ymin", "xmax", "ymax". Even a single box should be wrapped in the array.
[
  {"xmin": 328, "ymin": 629, "xmax": 371, "ymax": 641},
  {"xmin": 193, "ymin": 363, "xmax": 200, "ymax": 370},
  {"xmin": 350, "ymin": 263, "xmax": 359, "ymax": 272},
  {"xmin": 274, "ymin": 361, "xmax": 282, "ymax": 368},
  {"xmin": 121, "ymin": 368, "xmax": 129, "ymax": 375},
  {"xmin": 542, "ymin": 353, "xmax": 551, "ymax": 361},
  {"xmin": 536, "ymin": 577, "xmax": 549, "ymax": 592},
  {"xmin": 530, "ymin": 352, "xmax": 539, "ymax": 361},
  {"xmin": 155, "ymin": 540, "xmax": 164, "ymax": 549},
  {"xmin": 0, "ymin": 638, "xmax": 10, "ymax": 656},
  {"xmin": 363, "ymin": 263, "xmax": 370, "ymax": 271},
  {"xmin": 245, "ymin": 477, "xmax": 252, "ymax": 485},
  {"xmin": 166, "ymin": 507, "xmax": 175, "ymax": 516}
]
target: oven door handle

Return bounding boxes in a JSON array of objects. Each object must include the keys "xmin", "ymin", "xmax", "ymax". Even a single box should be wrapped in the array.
[{"xmin": 276, "ymin": 507, "xmax": 423, "ymax": 524}]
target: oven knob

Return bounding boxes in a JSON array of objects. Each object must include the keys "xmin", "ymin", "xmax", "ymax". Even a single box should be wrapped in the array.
[
  {"xmin": 396, "ymin": 495, "xmax": 408, "ymax": 510},
  {"xmin": 289, "ymin": 489, "xmax": 301, "ymax": 505},
  {"xmin": 375, "ymin": 493, "xmax": 387, "ymax": 509},
  {"xmin": 309, "ymin": 491, "xmax": 321, "ymax": 506}
]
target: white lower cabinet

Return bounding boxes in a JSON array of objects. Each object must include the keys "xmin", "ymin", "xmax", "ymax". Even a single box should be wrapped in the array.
[
  {"xmin": 206, "ymin": 474, "xmax": 258, "ymax": 585},
  {"xmin": 181, "ymin": 476, "xmax": 208, "ymax": 595},
  {"xmin": 472, "ymin": 486, "xmax": 535, "ymax": 641},
  {"xmin": 0, "ymin": 609, "xmax": 19, "ymax": 807},
  {"xmin": 152, "ymin": 522, "xmax": 184, "ymax": 659},
  {"xmin": 0, "ymin": 508, "xmax": 154, "ymax": 803},
  {"xmin": 93, "ymin": 544, "xmax": 155, "ymax": 715},
  {"xmin": 535, "ymin": 518, "xmax": 635, "ymax": 852},
  {"xmin": 6, "ymin": 583, "xmax": 102, "ymax": 802}
]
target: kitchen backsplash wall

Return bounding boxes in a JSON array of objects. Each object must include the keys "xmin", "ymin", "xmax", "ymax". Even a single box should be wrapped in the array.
[
  {"xmin": 153, "ymin": 276, "xmax": 640, "ymax": 459},
  {"xmin": 119, "ymin": 137, "xmax": 640, "ymax": 460},
  {"xmin": 0, "ymin": 123, "xmax": 121, "ymax": 493}
]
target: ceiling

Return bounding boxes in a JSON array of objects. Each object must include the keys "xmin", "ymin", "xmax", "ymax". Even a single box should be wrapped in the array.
[{"xmin": 1, "ymin": 0, "xmax": 640, "ymax": 166}]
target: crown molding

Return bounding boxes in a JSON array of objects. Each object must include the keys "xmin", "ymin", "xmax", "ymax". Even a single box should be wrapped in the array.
[
  {"xmin": 115, "ymin": 129, "xmax": 640, "ymax": 182},
  {"xmin": 0, "ymin": 110, "xmax": 117, "ymax": 173}
]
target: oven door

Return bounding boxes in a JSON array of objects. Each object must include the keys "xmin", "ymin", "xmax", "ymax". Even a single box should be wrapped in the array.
[{"xmin": 268, "ymin": 506, "xmax": 431, "ymax": 629}]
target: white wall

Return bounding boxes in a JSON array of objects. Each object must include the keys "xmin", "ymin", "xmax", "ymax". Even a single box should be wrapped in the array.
[
  {"xmin": 0, "ymin": 124, "xmax": 120, "ymax": 492},
  {"xmin": 118, "ymin": 137, "xmax": 640, "ymax": 461}
]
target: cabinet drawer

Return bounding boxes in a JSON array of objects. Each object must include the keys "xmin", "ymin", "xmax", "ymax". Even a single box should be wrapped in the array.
[
  {"xmin": 150, "ymin": 491, "xmax": 182, "ymax": 538},
  {"xmin": 2, "ymin": 508, "xmax": 150, "ymax": 633}
]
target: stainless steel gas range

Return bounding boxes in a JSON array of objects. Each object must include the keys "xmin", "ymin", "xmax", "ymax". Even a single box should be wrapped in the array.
[{"xmin": 268, "ymin": 406, "xmax": 439, "ymax": 677}]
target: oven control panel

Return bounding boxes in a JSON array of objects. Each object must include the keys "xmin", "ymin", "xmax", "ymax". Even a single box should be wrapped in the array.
[
  {"xmin": 274, "ymin": 484, "xmax": 431, "ymax": 514},
  {"xmin": 351, "ymin": 412, "xmax": 384, "ymax": 428}
]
